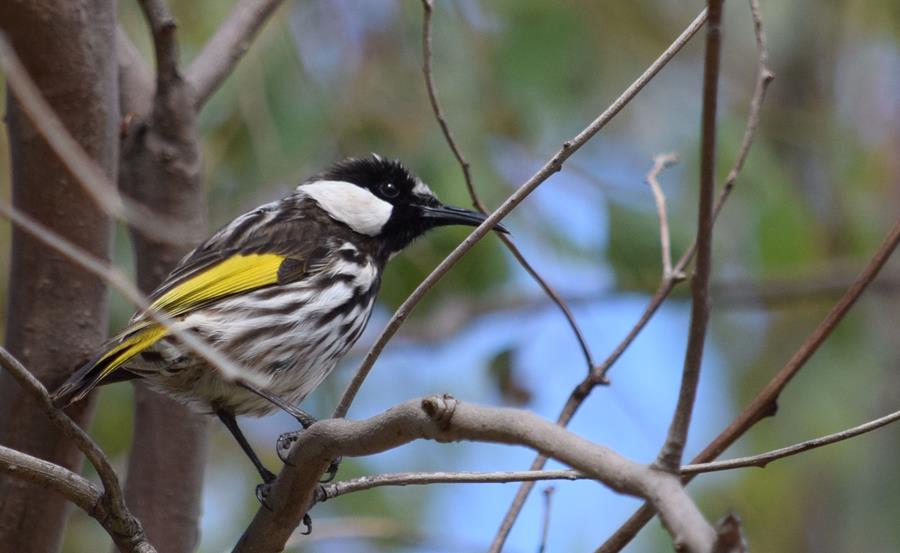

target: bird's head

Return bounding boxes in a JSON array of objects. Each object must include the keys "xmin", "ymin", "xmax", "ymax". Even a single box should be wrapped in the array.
[{"xmin": 298, "ymin": 155, "xmax": 506, "ymax": 253}]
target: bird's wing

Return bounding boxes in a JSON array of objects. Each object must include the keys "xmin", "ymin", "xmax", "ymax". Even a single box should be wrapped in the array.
[
  {"xmin": 51, "ymin": 203, "xmax": 326, "ymax": 407},
  {"xmin": 138, "ymin": 197, "xmax": 327, "ymax": 322}
]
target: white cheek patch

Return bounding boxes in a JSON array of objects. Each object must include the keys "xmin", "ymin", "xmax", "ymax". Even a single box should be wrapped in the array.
[{"xmin": 298, "ymin": 180, "xmax": 393, "ymax": 236}]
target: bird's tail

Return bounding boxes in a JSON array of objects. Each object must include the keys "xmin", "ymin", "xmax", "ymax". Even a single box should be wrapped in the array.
[{"xmin": 50, "ymin": 325, "xmax": 168, "ymax": 408}]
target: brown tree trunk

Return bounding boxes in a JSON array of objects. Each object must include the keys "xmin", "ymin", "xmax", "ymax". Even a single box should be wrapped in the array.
[
  {"xmin": 0, "ymin": 1, "xmax": 117, "ymax": 552},
  {"xmin": 117, "ymin": 26, "xmax": 210, "ymax": 550}
]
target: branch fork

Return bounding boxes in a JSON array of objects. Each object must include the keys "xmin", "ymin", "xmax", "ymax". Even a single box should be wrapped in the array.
[{"xmin": 237, "ymin": 396, "xmax": 732, "ymax": 553}]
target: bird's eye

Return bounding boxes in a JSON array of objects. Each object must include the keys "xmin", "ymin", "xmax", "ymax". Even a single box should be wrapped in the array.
[{"xmin": 380, "ymin": 182, "xmax": 399, "ymax": 198}]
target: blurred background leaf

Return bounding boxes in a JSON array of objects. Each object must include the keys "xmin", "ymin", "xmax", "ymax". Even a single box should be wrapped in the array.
[{"xmin": 1, "ymin": 0, "xmax": 896, "ymax": 551}]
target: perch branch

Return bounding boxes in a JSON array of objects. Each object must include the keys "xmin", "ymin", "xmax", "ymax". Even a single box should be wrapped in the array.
[{"xmin": 236, "ymin": 396, "xmax": 718, "ymax": 553}]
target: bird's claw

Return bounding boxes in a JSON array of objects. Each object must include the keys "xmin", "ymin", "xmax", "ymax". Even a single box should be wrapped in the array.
[
  {"xmin": 276, "ymin": 430, "xmax": 300, "ymax": 463},
  {"xmin": 255, "ymin": 482, "xmax": 274, "ymax": 510},
  {"xmin": 276, "ymin": 430, "xmax": 341, "ymax": 482},
  {"xmin": 301, "ymin": 513, "xmax": 313, "ymax": 535}
]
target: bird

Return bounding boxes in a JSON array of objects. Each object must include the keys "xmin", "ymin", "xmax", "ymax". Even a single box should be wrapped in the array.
[{"xmin": 51, "ymin": 155, "xmax": 506, "ymax": 491}]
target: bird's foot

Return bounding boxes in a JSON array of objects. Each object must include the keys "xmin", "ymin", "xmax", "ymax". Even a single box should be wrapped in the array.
[
  {"xmin": 255, "ymin": 483, "xmax": 273, "ymax": 510},
  {"xmin": 255, "ymin": 468, "xmax": 277, "ymax": 510},
  {"xmin": 276, "ymin": 430, "xmax": 300, "ymax": 463},
  {"xmin": 276, "ymin": 430, "xmax": 341, "ymax": 482}
]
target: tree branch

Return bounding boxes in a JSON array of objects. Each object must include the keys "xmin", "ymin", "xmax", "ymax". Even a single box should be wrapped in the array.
[
  {"xmin": 493, "ymin": 0, "xmax": 775, "ymax": 541},
  {"xmin": 0, "ymin": 445, "xmax": 100, "ymax": 515},
  {"xmin": 318, "ymin": 469, "xmax": 587, "ymax": 501},
  {"xmin": 0, "ymin": 349, "xmax": 127, "ymax": 524},
  {"xmin": 0, "ymin": 35, "xmax": 191, "ymax": 246},
  {"xmin": 116, "ymin": 26, "xmax": 154, "ymax": 117},
  {"xmin": 334, "ymin": 6, "xmax": 710, "ymax": 420},
  {"xmin": 655, "ymin": 0, "xmax": 724, "ymax": 472},
  {"xmin": 0, "ymin": 349, "xmax": 156, "ymax": 553},
  {"xmin": 682, "ymin": 407, "xmax": 900, "ymax": 475},
  {"xmin": 186, "ymin": 0, "xmax": 285, "ymax": 108},
  {"xmin": 122, "ymin": 3, "xmax": 210, "ymax": 550},
  {"xmin": 137, "ymin": 0, "xmax": 180, "ymax": 85},
  {"xmin": 598, "ymin": 217, "xmax": 900, "ymax": 552},
  {"xmin": 419, "ymin": 0, "xmax": 597, "ymax": 374},
  {"xmin": 489, "ymin": 10, "xmax": 712, "ymax": 549},
  {"xmin": 237, "ymin": 396, "xmax": 718, "ymax": 553}
]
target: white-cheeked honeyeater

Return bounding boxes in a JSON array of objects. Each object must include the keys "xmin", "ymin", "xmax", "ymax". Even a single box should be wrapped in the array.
[{"xmin": 51, "ymin": 155, "xmax": 506, "ymax": 487}]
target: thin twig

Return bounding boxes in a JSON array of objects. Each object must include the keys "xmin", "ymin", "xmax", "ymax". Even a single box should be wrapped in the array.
[
  {"xmin": 682, "ymin": 407, "xmax": 900, "ymax": 475},
  {"xmin": 645, "ymin": 153, "xmax": 683, "ymax": 280},
  {"xmin": 597, "ymin": 218, "xmax": 900, "ymax": 553},
  {"xmin": 493, "ymin": 0, "xmax": 774, "ymax": 540},
  {"xmin": 719, "ymin": 0, "xmax": 774, "ymax": 202},
  {"xmin": 0, "ymin": 35, "xmax": 191, "ymax": 246},
  {"xmin": 0, "ymin": 201, "xmax": 265, "ymax": 387},
  {"xmin": 420, "ymin": 0, "xmax": 474, "ymax": 199},
  {"xmin": 187, "ymin": 0, "xmax": 284, "ymax": 108},
  {"xmin": 655, "ymin": 0, "xmax": 724, "ymax": 472},
  {"xmin": 419, "ymin": 0, "xmax": 597, "ymax": 373},
  {"xmin": 333, "ymin": 6, "xmax": 710, "ymax": 421},
  {"xmin": 488, "ymin": 10, "xmax": 711, "ymax": 550},
  {"xmin": 538, "ymin": 486, "xmax": 555, "ymax": 553},
  {"xmin": 318, "ymin": 469, "xmax": 586, "ymax": 501}
]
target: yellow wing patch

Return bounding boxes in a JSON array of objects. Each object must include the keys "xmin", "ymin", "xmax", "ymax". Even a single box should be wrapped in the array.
[
  {"xmin": 97, "ymin": 325, "xmax": 168, "ymax": 379},
  {"xmin": 95, "ymin": 253, "xmax": 286, "ymax": 378},
  {"xmin": 150, "ymin": 253, "xmax": 286, "ymax": 317}
]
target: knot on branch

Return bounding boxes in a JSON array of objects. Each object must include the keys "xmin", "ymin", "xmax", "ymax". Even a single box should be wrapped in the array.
[{"xmin": 421, "ymin": 393, "xmax": 457, "ymax": 431}]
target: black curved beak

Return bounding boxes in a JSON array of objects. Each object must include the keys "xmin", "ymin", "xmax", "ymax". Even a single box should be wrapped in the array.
[{"xmin": 420, "ymin": 204, "xmax": 509, "ymax": 234}]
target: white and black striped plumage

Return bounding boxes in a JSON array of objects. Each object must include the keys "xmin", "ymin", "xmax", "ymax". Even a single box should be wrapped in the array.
[{"xmin": 51, "ymin": 156, "xmax": 502, "ymax": 485}]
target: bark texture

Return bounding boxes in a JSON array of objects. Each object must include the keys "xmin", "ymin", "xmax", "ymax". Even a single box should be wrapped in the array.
[
  {"xmin": 118, "ymin": 27, "xmax": 210, "ymax": 551},
  {"xmin": 0, "ymin": 1, "xmax": 118, "ymax": 551}
]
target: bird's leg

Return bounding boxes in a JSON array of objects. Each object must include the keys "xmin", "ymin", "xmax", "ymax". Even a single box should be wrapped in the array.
[
  {"xmin": 237, "ymin": 380, "xmax": 316, "ymax": 427},
  {"xmin": 215, "ymin": 410, "xmax": 276, "ymax": 506},
  {"xmin": 236, "ymin": 381, "xmax": 342, "ymax": 483}
]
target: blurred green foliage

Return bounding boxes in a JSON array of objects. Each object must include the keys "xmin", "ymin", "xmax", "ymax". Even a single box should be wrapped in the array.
[{"xmin": 2, "ymin": 0, "xmax": 898, "ymax": 551}]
